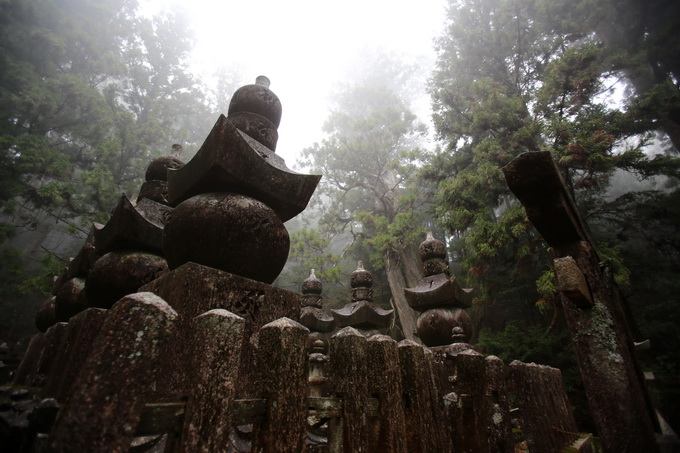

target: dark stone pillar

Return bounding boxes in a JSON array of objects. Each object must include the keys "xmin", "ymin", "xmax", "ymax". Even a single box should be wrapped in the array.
[
  {"xmin": 179, "ymin": 309, "xmax": 245, "ymax": 452},
  {"xmin": 253, "ymin": 317, "xmax": 309, "ymax": 453},
  {"xmin": 503, "ymin": 151, "xmax": 659, "ymax": 452}
]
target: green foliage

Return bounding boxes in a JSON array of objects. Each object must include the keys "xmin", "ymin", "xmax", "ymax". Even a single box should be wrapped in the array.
[
  {"xmin": 428, "ymin": 0, "xmax": 680, "ymax": 429},
  {"xmin": 20, "ymin": 253, "xmax": 65, "ymax": 296},
  {"xmin": 0, "ymin": 0, "xmax": 218, "ymax": 340},
  {"xmin": 0, "ymin": 0, "xmax": 213, "ymax": 231},
  {"xmin": 478, "ymin": 321, "xmax": 572, "ymax": 367},
  {"xmin": 293, "ymin": 54, "xmax": 430, "ymax": 296},
  {"xmin": 425, "ymin": 0, "xmax": 680, "ymax": 332}
]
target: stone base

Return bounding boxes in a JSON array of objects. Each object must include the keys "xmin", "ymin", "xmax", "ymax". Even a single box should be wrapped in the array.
[{"xmin": 140, "ymin": 262, "xmax": 301, "ymax": 397}]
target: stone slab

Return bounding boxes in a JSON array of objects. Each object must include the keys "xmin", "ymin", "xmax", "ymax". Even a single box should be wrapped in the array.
[{"xmin": 140, "ymin": 261, "xmax": 301, "ymax": 397}]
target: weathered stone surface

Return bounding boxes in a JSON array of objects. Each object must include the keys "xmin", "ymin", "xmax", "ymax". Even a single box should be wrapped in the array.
[
  {"xmin": 397, "ymin": 340, "xmax": 450, "ymax": 451},
  {"xmin": 432, "ymin": 345, "xmax": 489, "ymax": 452},
  {"xmin": 405, "ymin": 274, "xmax": 470, "ymax": 310},
  {"xmin": 29, "ymin": 322, "xmax": 68, "ymax": 387},
  {"xmin": 35, "ymin": 297, "xmax": 57, "ymax": 333},
  {"xmin": 228, "ymin": 76, "xmax": 282, "ymax": 127},
  {"xmin": 300, "ymin": 306, "xmax": 335, "ymax": 333},
  {"xmin": 94, "ymin": 195, "xmax": 172, "ymax": 255},
  {"xmin": 44, "ymin": 308, "xmax": 108, "ymax": 401},
  {"xmin": 507, "ymin": 361, "xmax": 579, "ymax": 452},
  {"xmin": 180, "ymin": 309, "xmax": 245, "ymax": 453},
  {"xmin": 405, "ymin": 233, "xmax": 476, "ymax": 348},
  {"xmin": 51, "ymin": 266, "xmax": 70, "ymax": 296},
  {"xmin": 229, "ymin": 111, "xmax": 279, "ymax": 151},
  {"xmin": 415, "ymin": 307, "xmax": 472, "ymax": 346},
  {"xmin": 366, "ymin": 335, "xmax": 407, "ymax": 453},
  {"xmin": 329, "ymin": 327, "xmax": 370, "ymax": 451},
  {"xmin": 54, "ymin": 278, "xmax": 87, "ymax": 322},
  {"xmin": 332, "ymin": 301, "xmax": 393, "ymax": 329},
  {"xmin": 307, "ymin": 334, "xmax": 330, "ymax": 398},
  {"xmin": 47, "ymin": 292, "xmax": 177, "ymax": 452},
  {"xmin": 163, "ymin": 192, "xmax": 289, "ymax": 284},
  {"xmin": 139, "ymin": 262, "xmax": 301, "ymax": 397},
  {"xmin": 13, "ymin": 333, "xmax": 47, "ymax": 385},
  {"xmin": 301, "ymin": 268, "xmax": 323, "ymax": 307},
  {"xmin": 145, "ymin": 155, "xmax": 185, "ymax": 181},
  {"xmin": 85, "ymin": 250, "xmax": 168, "ymax": 309},
  {"xmin": 166, "ymin": 115, "xmax": 320, "ymax": 222},
  {"xmin": 63, "ymin": 224, "xmax": 101, "ymax": 280},
  {"xmin": 138, "ymin": 180, "xmax": 170, "ymax": 205},
  {"xmin": 484, "ymin": 355, "xmax": 513, "ymax": 453},
  {"xmin": 502, "ymin": 151, "xmax": 592, "ymax": 247},
  {"xmin": 554, "ymin": 256, "xmax": 593, "ymax": 307},
  {"xmin": 253, "ymin": 318, "xmax": 309, "ymax": 453},
  {"xmin": 504, "ymin": 150, "xmax": 660, "ymax": 452}
]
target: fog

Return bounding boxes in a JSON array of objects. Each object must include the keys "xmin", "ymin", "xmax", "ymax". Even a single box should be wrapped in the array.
[{"xmin": 141, "ymin": 0, "xmax": 447, "ymax": 164}]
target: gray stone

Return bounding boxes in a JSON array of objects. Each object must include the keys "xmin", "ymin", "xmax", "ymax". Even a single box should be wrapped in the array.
[
  {"xmin": 94, "ymin": 195, "xmax": 171, "ymax": 255},
  {"xmin": 253, "ymin": 318, "xmax": 309, "ymax": 452},
  {"xmin": 48, "ymin": 292, "xmax": 177, "ymax": 452},
  {"xmin": 180, "ymin": 309, "xmax": 245, "ymax": 452},
  {"xmin": 166, "ymin": 115, "xmax": 320, "ymax": 222}
]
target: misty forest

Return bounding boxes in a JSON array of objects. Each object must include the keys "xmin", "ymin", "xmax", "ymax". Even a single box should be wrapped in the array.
[{"xmin": 1, "ymin": 0, "xmax": 679, "ymax": 443}]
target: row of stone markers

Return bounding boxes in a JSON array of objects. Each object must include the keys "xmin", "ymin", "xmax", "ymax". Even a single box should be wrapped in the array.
[
  {"xmin": 5, "ymin": 78, "xmax": 588, "ymax": 452},
  {"xmin": 11, "ymin": 293, "xmax": 585, "ymax": 452}
]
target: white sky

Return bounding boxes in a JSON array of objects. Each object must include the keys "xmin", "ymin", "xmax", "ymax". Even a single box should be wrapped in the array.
[{"xmin": 141, "ymin": 0, "xmax": 448, "ymax": 165}]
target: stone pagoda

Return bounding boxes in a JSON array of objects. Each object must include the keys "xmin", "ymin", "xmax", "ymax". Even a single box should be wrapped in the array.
[
  {"xmin": 331, "ymin": 261, "xmax": 393, "ymax": 336},
  {"xmin": 404, "ymin": 231, "xmax": 474, "ymax": 347}
]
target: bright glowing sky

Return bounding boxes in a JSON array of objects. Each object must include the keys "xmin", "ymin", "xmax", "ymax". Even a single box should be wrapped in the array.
[{"xmin": 141, "ymin": 0, "xmax": 448, "ymax": 164}]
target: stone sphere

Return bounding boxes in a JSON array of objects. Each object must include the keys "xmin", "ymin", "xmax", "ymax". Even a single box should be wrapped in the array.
[
  {"xmin": 228, "ymin": 77, "xmax": 282, "ymax": 127},
  {"xmin": 228, "ymin": 111, "xmax": 279, "ymax": 151},
  {"xmin": 420, "ymin": 234, "xmax": 447, "ymax": 261},
  {"xmin": 35, "ymin": 296, "xmax": 57, "ymax": 332},
  {"xmin": 54, "ymin": 278, "xmax": 87, "ymax": 322},
  {"xmin": 350, "ymin": 263, "xmax": 373, "ymax": 288},
  {"xmin": 163, "ymin": 192, "xmax": 290, "ymax": 284},
  {"xmin": 302, "ymin": 270, "xmax": 322, "ymax": 295},
  {"xmin": 85, "ymin": 251, "xmax": 168, "ymax": 309},
  {"xmin": 145, "ymin": 156, "xmax": 185, "ymax": 182},
  {"xmin": 416, "ymin": 307, "xmax": 472, "ymax": 347}
]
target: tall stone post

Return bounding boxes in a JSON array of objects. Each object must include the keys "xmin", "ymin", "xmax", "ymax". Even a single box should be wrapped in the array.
[{"xmin": 503, "ymin": 151, "xmax": 659, "ymax": 452}]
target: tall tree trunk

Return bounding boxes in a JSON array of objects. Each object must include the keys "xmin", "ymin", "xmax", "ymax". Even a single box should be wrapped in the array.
[
  {"xmin": 400, "ymin": 242, "xmax": 423, "ymax": 287},
  {"xmin": 384, "ymin": 249, "xmax": 418, "ymax": 342}
]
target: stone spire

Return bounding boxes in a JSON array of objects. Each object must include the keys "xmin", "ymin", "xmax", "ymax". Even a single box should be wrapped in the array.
[
  {"xmin": 299, "ymin": 269, "xmax": 335, "ymax": 334},
  {"xmin": 298, "ymin": 269, "xmax": 334, "ymax": 399},
  {"xmin": 332, "ymin": 262, "xmax": 393, "ymax": 336},
  {"xmin": 404, "ymin": 232, "xmax": 474, "ymax": 347}
]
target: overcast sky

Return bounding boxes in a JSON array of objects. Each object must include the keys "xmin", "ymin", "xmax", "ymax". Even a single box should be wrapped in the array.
[{"xmin": 141, "ymin": 0, "xmax": 448, "ymax": 165}]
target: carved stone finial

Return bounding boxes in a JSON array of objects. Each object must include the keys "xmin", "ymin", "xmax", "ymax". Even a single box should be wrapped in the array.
[
  {"xmin": 302, "ymin": 269, "xmax": 323, "ymax": 302},
  {"xmin": 350, "ymin": 261, "xmax": 373, "ymax": 302},
  {"xmin": 331, "ymin": 262, "xmax": 393, "ymax": 334},
  {"xmin": 255, "ymin": 75, "xmax": 270, "ymax": 88},
  {"xmin": 299, "ymin": 270, "xmax": 335, "ymax": 333},
  {"xmin": 420, "ymin": 230, "xmax": 450, "ymax": 277},
  {"xmin": 227, "ymin": 75, "xmax": 282, "ymax": 150},
  {"xmin": 162, "ymin": 78, "xmax": 321, "ymax": 284}
]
